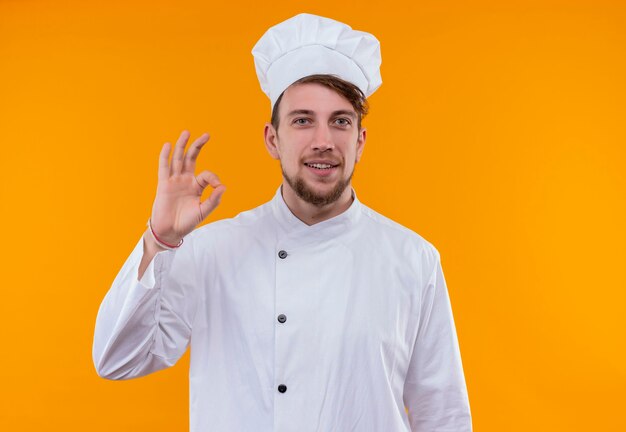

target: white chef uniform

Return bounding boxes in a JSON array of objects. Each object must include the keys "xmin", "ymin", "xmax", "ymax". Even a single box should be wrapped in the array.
[{"xmin": 93, "ymin": 187, "xmax": 472, "ymax": 431}]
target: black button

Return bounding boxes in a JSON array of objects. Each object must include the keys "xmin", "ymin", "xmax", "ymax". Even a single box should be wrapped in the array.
[
  {"xmin": 277, "ymin": 384, "xmax": 287, "ymax": 393},
  {"xmin": 277, "ymin": 314, "xmax": 287, "ymax": 323},
  {"xmin": 278, "ymin": 250, "xmax": 288, "ymax": 259}
]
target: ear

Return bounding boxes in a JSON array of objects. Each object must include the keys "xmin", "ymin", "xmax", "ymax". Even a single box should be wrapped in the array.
[
  {"xmin": 355, "ymin": 127, "xmax": 367, "ymax": 162},
  {"xmin": 264, "ymin": 123, "xmax": 280, "ymax": 160}
]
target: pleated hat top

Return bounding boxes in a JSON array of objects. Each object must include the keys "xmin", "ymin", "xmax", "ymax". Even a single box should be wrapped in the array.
[{"xmin": 252, "ymin": 13, "xmax": 382, "ymax": 108}]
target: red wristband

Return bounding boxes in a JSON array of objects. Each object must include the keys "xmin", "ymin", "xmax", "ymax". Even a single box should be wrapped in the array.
[{"xmin": 146, "ymin": 219, "xmax": 184, "ymax": 250}]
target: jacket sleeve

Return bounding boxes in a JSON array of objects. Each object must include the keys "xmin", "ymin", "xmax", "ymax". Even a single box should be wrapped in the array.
[
  {"xmin": 92, "ymin": 232, "xmax": 199, "ymax": 380},
  {"xmin": 403, "ymin": 251, "xmax": 472, "ymax": 431}
]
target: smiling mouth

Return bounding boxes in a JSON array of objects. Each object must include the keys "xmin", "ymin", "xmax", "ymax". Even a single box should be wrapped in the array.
[{"xmin": 304, "ymin": 162, "xmax": 338, "ymax": 170}]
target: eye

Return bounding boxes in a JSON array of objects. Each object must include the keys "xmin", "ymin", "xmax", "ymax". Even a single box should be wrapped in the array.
[
  {"xmin": 333, "ymin": 118, "xmax": 351, "ymax": 127},
  {"xmin": 293, "ymin": 118, "xmax": 311, "ymax": 126}
]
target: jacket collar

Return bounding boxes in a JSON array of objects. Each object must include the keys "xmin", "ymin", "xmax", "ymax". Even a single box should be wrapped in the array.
[{"xmin": 270, "ymin": 185, "xmax": 362, "ymax": 242}]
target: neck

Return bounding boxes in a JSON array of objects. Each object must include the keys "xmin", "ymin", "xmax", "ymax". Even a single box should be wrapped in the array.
[{"xmin": 280, "ymin": 182, "xmax": 354, "ymax": 225}]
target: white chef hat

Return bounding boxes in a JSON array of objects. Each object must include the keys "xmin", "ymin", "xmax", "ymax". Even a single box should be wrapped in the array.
[{"xmin": 252, "ymin": 13, "xmax": 382, "ymax": 108}]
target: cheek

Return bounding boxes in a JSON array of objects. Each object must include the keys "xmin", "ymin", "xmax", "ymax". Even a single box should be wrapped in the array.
[
  {"xmin": 276, "ymin": 145, "xmax": 299, "ymax": 166},
  {"xmin": 348, "ymin": 143, "xmax": 361, "ymax": 163},
  {"xmin": 355, "ymin": 150, "xmax": 363, "ymax": 163}
]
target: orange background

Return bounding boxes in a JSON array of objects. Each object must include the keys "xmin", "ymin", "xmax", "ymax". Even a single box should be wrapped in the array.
[{"xmin": 1, "ymin": 0, "xmax": 625, "ymax": 430}]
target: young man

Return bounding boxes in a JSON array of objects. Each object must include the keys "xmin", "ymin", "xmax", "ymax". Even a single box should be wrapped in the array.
[{"xmin": 93, "ymin": 13, "xmax": 472, "ymax": 432}]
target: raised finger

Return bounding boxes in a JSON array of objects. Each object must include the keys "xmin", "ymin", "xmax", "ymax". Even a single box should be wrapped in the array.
[
  {"xmin": 170, "ymin": 130, "xmax": 190, "ymax": 175},
  {"xmin": 158, "ymin": 142, "xmax": 171, "ymax": 181},
  {"xmin": 182, "ymin": 133, "xmax": 210, "ymax": 174}
]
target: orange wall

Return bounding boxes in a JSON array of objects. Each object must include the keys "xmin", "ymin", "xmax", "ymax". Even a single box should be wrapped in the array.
[{"xmin": 1, "ymin": 0, "xmax": 625, "ymax": 430}]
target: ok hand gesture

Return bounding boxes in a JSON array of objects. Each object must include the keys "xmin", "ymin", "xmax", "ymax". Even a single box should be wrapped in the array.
[{"xmin": 148, "ymin": 130, "xmax": 226, "ymax": 247}]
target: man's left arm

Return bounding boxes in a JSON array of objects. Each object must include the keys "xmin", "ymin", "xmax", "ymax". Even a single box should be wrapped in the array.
[{"xmin": 403, "ymin": 251, "xmax": 472, "ymax": 431}]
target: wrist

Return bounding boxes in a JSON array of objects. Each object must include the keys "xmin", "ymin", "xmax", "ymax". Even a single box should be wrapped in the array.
[
  {"xmin": 143, "ymin": 228, "xmax": 168, "ymax": 252},
  {"xmin": 146, "ymin": 219, "xmax": 184, "ymax": 250}
]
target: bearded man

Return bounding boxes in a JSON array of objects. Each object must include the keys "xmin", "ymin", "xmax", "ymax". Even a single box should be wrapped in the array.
[{"xmin": 93, "ymin": 13, "xmax": 472, "ymax": 432}]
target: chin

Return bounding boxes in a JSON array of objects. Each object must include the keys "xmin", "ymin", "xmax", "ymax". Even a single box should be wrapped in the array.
[{"xmin": 284, "ymin": 170, "xmax": 353, "ymax": 207}]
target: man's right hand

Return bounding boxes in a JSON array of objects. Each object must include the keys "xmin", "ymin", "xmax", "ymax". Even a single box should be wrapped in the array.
[{"xmin": 148, "ymin": 130, "xmax": 226, "ymax": 247}]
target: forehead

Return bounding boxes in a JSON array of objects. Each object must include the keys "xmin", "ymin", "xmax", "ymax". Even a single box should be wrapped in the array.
[{"xmin": 279, "ymin": 82, "xmax": 354, "ymax": 116}]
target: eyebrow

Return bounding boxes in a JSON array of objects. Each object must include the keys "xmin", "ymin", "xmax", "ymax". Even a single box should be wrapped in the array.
[
  {"xmin": 286, "ymin": 109, "xmax": 315, "ymax": 117},
  {"xmin": 286, "ymin": 109, "xmax": 357, "ymax": 119},
  {"xmin": 331, "ymin": 110, "xmax": 357, "ymax": 119}
]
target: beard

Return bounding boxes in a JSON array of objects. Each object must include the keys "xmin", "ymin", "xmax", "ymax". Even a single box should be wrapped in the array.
[{"xmin": 282, "ymin": 164, "xmax": 354, "ymax": 207}]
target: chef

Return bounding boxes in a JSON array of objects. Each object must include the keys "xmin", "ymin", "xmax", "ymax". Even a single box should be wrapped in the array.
[{"xmin": 93, "ymin": 13, "xmax": 472, "ymax": 432}]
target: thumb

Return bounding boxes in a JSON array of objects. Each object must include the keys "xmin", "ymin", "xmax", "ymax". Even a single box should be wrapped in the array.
[{"xmin": 199, "ymin": 183, "xmax": 226, "ymax": 221}]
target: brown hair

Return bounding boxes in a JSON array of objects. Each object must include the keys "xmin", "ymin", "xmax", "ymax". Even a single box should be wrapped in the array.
[{"xmin": 271, "ymin": 74, "xmax": 369, "ymax": 131}]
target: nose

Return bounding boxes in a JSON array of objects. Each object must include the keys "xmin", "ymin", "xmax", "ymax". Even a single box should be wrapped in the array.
[{"xmin": 311, "ymin": 124, "xmax": 334, "ymax": 152}]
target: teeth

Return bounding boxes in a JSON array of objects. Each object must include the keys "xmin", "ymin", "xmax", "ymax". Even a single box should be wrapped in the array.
[{"xmin": 306, "ymin": 163, "xmax": 334, "ymax": 169}]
